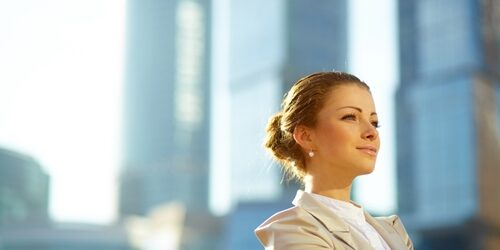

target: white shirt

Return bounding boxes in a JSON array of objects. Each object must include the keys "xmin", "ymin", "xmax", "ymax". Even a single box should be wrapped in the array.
[{"xmin": 309, "ymin": 192, "xmax": 391, "ymax": 250}]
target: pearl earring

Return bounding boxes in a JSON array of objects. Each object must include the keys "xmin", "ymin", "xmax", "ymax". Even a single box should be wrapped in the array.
[{"xmin": 308, "ymin": 150, "xmax": 314, "ymax": 158}]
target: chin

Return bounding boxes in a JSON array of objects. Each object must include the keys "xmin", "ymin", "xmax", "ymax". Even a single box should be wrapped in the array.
[{"xmin": 357, "ymin": 163, "xmax": 376, "ymax": 175}]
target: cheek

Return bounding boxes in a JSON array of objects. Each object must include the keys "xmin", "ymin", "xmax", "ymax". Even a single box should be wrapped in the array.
[{"xmin": 316, "ymin": 123, "xmax": 353, "ymax": 151}]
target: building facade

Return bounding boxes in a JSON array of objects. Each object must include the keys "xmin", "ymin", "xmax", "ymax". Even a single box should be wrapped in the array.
[
  {"xmin": 284, "ymin": 0, "xmax": 349, "ymax": 88},
  {"xmin": 120, "ymin": 0, "xmax": 218, "ymax": 249},
  {"xmin": 227, "ymin": 0, "xmax": 351, "ymax": 208},
  {"xmin": 0, "ymin": 147, "xmax": 49, "ymax": 228},
  {"xmin": 0, "ymin": 223, "xmax": 130, "ymax": 250},
  {"xmin": 396, "ymin": 0, "xmax": 500, "ymax": 249}
]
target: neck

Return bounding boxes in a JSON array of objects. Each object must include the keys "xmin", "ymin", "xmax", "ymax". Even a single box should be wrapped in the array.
[{"xmin": 303, "ymin": 173, "xmax": 354, "ymax": 202}]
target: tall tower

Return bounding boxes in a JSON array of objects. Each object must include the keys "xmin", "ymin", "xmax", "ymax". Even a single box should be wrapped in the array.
[
  {"xmin": 396, "ymin": 0, "xmax": 500, "ymax": 249},
  {"xmin": 285, "ymin": 0, "xmax": 349, "ymax": 87},
  {"xmin": 227, "ymin": 0, "xmax": 351, "ymax": 208},
  {"xmin": 120, "ymin": 0, "xmax": 217, "ymax": 249}
]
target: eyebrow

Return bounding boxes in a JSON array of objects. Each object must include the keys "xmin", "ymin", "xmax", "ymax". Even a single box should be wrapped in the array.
[{"xmin": 337, "ymin": 106, "xmax": 377, "ymax": 116}]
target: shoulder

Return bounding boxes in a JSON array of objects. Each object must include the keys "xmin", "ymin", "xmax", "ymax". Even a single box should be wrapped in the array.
[
  {"xmin": 374, "ymin": 214, "xmax": 408, "ymax": 234},
  {"xmin": 374, "ymin": 214, "xmax": 400, "ymax": 225},
  {"xmin": 255, "ymin": 206, "xmax": 334, "ymax": 249},
  {"xmin": 256, "ymin": 206, "xmax": 320, "ymax": 228},
  {"xmin": 374, "ymin": 215, "xmax": 414, "ymax": 249}
]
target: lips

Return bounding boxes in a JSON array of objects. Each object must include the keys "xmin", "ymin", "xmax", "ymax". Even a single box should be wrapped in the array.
[{"xmin": 356, "ymin": 146, "xmax": 378, "ymax": 156}]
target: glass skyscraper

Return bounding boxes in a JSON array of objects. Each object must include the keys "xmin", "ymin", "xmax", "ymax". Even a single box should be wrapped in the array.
[
  {"xmin": 0, "ymin": 147, "xmax": 49, "ymax": 228},
  {"xmin": 285, "ymin": 0, "xmax": 349, "ymax": 86},
  {"xmin": 396, "ymin": 0, "xmax": 500, "ymax": 249},
  {"xmin": 227, "ymin": 0, "xmax": 351, "ymax": 207},
  {"xmin": 120, "ymin": 0, "xmax": 218, "ymax": 249}
]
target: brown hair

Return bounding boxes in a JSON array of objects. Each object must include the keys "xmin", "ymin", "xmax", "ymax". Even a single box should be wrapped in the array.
[{"xmin": 264, "ymin": 71, "xmax": 370, "ymax": 181}]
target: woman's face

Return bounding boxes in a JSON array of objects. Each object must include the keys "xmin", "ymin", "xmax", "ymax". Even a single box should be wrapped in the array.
[{"xmin": 309, "ymin": 84, "xmax": 380, "ymax": 177}]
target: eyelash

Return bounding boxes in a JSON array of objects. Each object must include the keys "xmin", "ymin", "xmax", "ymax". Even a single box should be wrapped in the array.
[{"xmin": 341, "ymin": 113, "xmax": 380, "ymax": 128}]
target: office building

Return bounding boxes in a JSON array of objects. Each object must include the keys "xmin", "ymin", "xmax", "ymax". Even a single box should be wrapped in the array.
[
  {"xmin": 0, "ymin": 147, "xmax": 49, "ymax": 228},
  {"xmin": 396, "ymin": 0, "xmax": 500, "ymax": 249},
  {"xmin": 120, "ymin": 0, "xmax": 219, "ymax": 249},
  {"xmin": 284, "ymin": 0, "xmax": 349, "ymax": 87},
  {"xmin": 0, "ymin": 223, "xmax": 130, "ymax": 250},
  {"xmin": 227, "ymin": 0, "xmax": 351, "ymax": 209}
]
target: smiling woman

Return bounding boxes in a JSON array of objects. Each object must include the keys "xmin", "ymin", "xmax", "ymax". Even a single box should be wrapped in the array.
[
  {"xmin": 302, "ymin": 84, "xmax": 381, "ymax": 184},
  {"xmin": 0, "ymin": 0, "xmax": 125, "ymax": 224},
  {"xmin": 255, "ymin": 72, "xmax": 413, "ymax": 250}
]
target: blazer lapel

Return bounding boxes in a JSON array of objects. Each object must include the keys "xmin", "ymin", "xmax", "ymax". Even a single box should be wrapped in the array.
[
  {"xmin": 364, "ymin": 212, "xmax": 407, "ymax": 250},
  {"xmin": 293, "ymin": 190, "xmax": 371, "ymax": 249}
]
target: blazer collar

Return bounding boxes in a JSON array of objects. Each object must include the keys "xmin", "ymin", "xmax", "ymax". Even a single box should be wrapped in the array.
[
  {"xmin": 292, "ymin": 190, "xmax": 362, "ymax": 249},
  {"xmin": 293, "ymin": 190, "xmax": 407, "ymax": 250},
  {"xmin": 364, "ymin": 212, "xmax": 407, "ymax": 250}
]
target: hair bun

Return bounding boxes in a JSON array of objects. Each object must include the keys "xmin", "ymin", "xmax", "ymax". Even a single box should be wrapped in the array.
[{"xmin": 264, "ymin": 113, "xmax": 284, "ymax": 157}]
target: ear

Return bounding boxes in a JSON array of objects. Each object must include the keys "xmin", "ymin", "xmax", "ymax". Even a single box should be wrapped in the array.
[{"xmin": 293, "ymin": 125, "xmax": 314, "ymax": 151}]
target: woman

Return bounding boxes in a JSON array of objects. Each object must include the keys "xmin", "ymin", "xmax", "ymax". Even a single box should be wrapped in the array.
[{"xmin": 255, "ymin": 72, "xmax": 413, "ymax": 249}]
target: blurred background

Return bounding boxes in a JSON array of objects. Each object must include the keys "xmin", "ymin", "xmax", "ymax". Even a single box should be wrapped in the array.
[{"xmin": 0, "ymin": 0, "xmax": 499, "ymax": 249}]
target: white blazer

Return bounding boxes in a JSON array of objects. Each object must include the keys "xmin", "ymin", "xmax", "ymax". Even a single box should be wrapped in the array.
[{"xmin": 255, "ymin": 190, "xmax": 414, "ymax": 249}]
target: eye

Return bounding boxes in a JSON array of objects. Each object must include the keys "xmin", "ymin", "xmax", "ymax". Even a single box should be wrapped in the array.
[
  {"xmin": 341, "ymin": 113, "xmax": 357, "ymax": 121},
  {"xmin": 371, "ymin": 121, "xmax": 380, "ymax": 128}
]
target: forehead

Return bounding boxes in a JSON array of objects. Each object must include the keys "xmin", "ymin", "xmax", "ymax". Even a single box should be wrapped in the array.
[{"xmin": 322, "ymin": 84, "xmax": 376, "ymax": 111}]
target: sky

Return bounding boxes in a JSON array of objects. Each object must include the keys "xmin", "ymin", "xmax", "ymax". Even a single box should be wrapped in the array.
[
  {"xmin": 0, "ymin": 0, "xmax": 397, "ymax": 224},
  {"xmin": 0, "ymin": 0, "xmax": 125, "ymax": 224},
  {"xmin": 349, "ymin": 0, "xmax": 398, "ymax": 214}
]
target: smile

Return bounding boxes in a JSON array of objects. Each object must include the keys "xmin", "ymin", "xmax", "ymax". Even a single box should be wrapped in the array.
[{"xmin": 356, "ymin": 146, "xmax": 378, "ymax": 156}]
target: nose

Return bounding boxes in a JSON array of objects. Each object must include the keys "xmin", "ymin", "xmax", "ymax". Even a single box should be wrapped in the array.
[{"xmin": 361, "ymin": 121, "xmax": 378, "ymax": 141}]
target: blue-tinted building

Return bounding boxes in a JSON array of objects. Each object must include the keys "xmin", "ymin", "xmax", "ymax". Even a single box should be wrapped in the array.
[
  {"xmin": 285, "ymin": 0, "xmax": 349, "ymax": 87},
  {"xmin": 0, "ymin": 147, "xmax": 49, "ymax": 228},
  {"xmin": 396, "ymin": 0, "xmax": 500, "ymax": 249},
  {"xmin": 121, "ymin": 0, "xmax": 211, "ymax": 215},
  {"xmin": 120, "ymin": 0, "xmax": 219, "ymax": 249},
  {"xmin": 227, "ymin": 0, "xmax": 286, "ymax": 209},
  {"xmin": 0, "ymin": 223, "xmax": 130, "ymax": 250},
  {"xmin": 227, "ymin": 0, "xmax": 351, "ymax": 207},
  {"xmin": 223, "ymin": 201, "xmax": 291, "ymax": 250}
]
